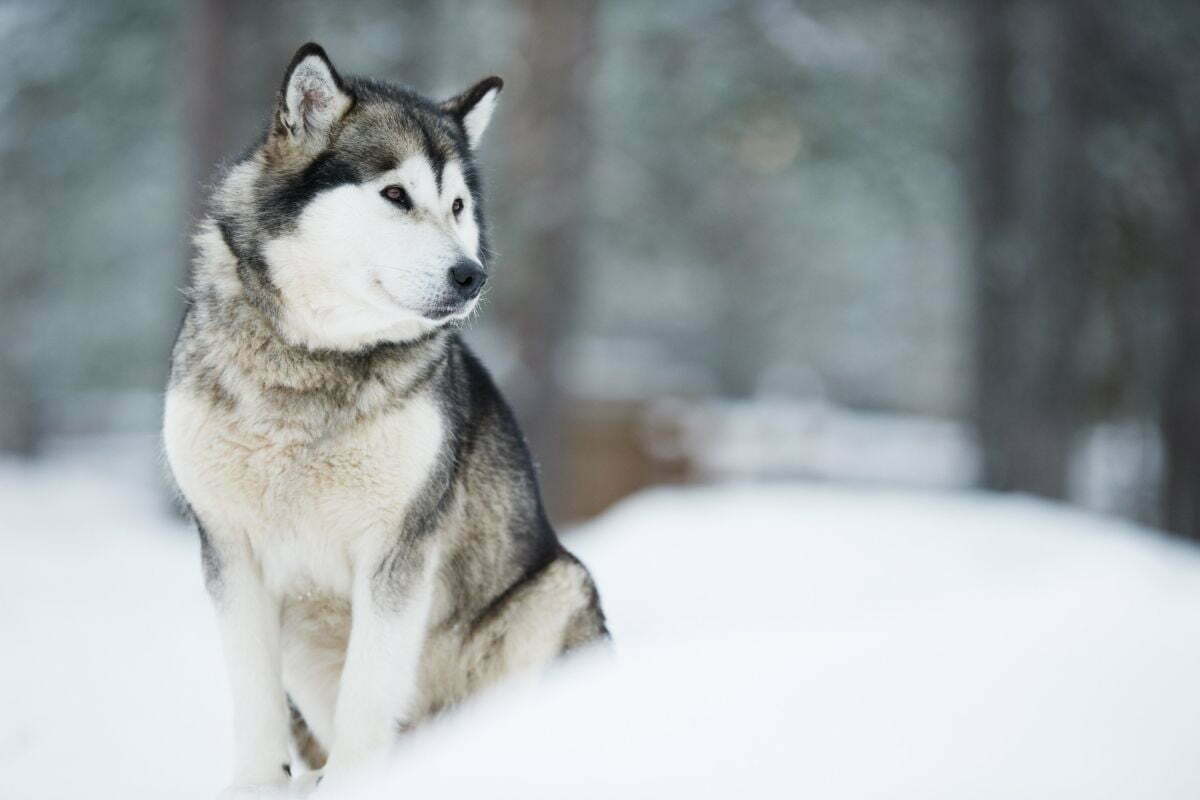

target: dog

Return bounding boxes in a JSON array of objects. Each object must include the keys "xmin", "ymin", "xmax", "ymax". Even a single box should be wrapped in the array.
[{"xmin": 163, "ymin": 42, "xmax": 608, "ymax": 794}]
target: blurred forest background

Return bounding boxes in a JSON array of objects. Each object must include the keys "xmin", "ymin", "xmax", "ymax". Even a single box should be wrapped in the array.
[{"xmin": 1, "ymin": 0, "xmax": 1198, "ymax": 536}]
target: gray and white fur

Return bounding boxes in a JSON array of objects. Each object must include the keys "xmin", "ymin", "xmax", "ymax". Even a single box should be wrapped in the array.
[{"xmin": 162, "ymin": 43, "xmax": 607, "ymax": 795}]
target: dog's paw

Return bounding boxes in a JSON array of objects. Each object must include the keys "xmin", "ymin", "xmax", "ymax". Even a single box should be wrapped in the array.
[
  {"xmin": 290, "ymin": 772, "xmax": 323, "ymax": 797},
  {"xmin": 217, "ymin": 783, "xmax": 292, "ymax": 800}
]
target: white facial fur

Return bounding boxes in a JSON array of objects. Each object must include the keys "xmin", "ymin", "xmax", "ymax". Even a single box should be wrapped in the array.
[{"xmin": 262, "ymin": 156, "xmax": 482, "ymax": 351}]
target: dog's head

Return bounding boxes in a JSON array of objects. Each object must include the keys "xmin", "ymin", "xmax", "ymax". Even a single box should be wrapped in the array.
[{"xmin": 223, "ymin": 43, "xmax": 502, "ymax": 351}]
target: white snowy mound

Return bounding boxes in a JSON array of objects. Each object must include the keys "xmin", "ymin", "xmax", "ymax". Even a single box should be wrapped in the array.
[
  {"xmin": 3, "ymin": 444, "xmax": 1200, "ymax": 799},
  {"xmin": 344, "ymin": 486, "xmax": 1200, "ymax": 799}
]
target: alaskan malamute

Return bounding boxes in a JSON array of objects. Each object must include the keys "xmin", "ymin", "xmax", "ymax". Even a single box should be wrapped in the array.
[{"xmin": 163, "ymin": 42, "xmax": 607, "ymax": 794}]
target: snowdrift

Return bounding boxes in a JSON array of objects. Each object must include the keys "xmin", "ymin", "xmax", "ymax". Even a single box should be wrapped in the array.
[{"xmin": 3, "ymin": 442, "xmax": 1199, "ymax": 798}]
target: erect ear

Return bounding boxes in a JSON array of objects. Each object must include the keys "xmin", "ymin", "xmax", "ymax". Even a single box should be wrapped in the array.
[
  {"xmin": 275, "ymin": 43, "xmax": 353, "ymax": 147},
  {"xmin": 440, "ymin": 76, "xmax": 503, "ymax": 149}
]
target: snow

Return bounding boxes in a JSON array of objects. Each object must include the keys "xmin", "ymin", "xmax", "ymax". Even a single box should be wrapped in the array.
[
  {"xmin": 4, "ymin": 436, "xmax": 1200, "ymax": 799},
  {"xmin": 658, "ymin": 396, "xmax": 1163, "ymax": 522},
  {"xmin": 650, "ymin": 395, "xmax": 980, "ymax": 488}
]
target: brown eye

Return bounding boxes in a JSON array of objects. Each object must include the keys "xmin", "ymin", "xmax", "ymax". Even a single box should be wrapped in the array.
[
  {"xmin": 452, "ymin": 197, "xmax": 464, "ymax": 217},
  {"xmin": 381, "ymin": 185, "xmax": 411, "ymax": 209}
]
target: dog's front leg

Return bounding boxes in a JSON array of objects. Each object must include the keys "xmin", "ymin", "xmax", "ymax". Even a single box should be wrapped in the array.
[
  {"xmin": 322, "ymin": 547, "xmax": 434, "ymax": 778},
  {"xmin": 209, "ymin": 545, "xmax": 292, "ymax": 790}
]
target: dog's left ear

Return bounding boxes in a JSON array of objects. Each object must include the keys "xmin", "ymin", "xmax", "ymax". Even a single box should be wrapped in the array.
[
  {"xmin": 275, "ymin": 42, "xmax": 353, "ymax": 149},
  {"xmin": 441, "ymin": 77, "xmax": 503, "ymax": 149}
]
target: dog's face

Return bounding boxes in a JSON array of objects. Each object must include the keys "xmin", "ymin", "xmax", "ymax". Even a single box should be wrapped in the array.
[{"xmin": 252, "ymin": 44, "xmax": 501, "ymax": 351}]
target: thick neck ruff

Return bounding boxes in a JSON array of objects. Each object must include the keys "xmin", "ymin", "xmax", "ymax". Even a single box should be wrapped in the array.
[{"xmin": 172, "ymin": 220, "xmax": 451, "ymax": 430}]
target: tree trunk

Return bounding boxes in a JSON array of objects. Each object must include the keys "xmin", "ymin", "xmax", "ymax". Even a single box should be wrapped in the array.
[
  {"xmin": 0, "ymin": 318, "xmax": 39, "ymax": 455},
  {"xmin": 971, "ymin": 0, "xmax": 1092, "ymax": 498},
  {"xmin": 507, "ymin": 0, "xmax": 597, "ymax": 519},
  {"xmin": 1160, "ymin": 146, "xmax": 1200, "ymax": 539},
  {"xmin": 184, "ymin": 0, "xmax": 234, "ymax": 230}
]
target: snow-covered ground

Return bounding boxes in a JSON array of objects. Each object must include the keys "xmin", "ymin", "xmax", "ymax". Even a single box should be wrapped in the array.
[
  {"xmin": 651, "ymin": 396, "xmax": 1162, "ymax": 522},
  {"xmin": 4, "ymin": 436, "xmax": 1200, "ymax": 799}
]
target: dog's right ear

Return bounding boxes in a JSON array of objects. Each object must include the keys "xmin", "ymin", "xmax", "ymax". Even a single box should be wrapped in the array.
[{"xmin": 273, "ymin": 43, "xmax": 353, "ymax": 151}]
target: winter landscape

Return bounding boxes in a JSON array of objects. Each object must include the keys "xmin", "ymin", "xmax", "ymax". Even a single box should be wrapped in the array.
[
  {"xmin": 4, "ymin": 435, "xmax": 1200, "ymax": 798},
  {"xmin": 4, "ymin": 2, "xmax": 1200, "ymax": 798}
]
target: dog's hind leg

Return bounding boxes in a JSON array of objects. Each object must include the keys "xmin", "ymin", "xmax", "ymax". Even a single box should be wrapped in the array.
[{"xmin": 431, "ymin": 552, "xmax": 609, "ymax": 708}]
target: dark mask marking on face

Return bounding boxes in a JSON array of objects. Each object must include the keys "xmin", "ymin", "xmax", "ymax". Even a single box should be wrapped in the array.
[
  {"xmin": 262, "ymin": 152, "xmax": 361, "ymax": 234},
  {"xmin": 419, "ymin": 122, "xmax": 448, "ymax": 193}
]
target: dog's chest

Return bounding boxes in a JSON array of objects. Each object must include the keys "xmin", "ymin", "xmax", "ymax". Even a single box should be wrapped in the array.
[{"xmin": 164, "ymin": 386, "xmax": 443, "ymax": 593}]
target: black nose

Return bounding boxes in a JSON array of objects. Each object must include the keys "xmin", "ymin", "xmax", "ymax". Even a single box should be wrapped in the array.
[{"xmin": 448, "ymin": 260, "xmax": 486, "ymax": 301}]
